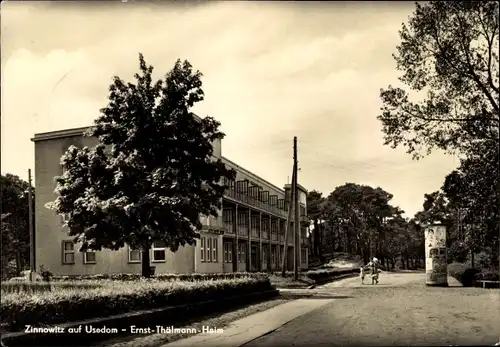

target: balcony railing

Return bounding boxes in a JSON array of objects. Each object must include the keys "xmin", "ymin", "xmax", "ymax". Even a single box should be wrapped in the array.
[
  {"xmin": 279, "ymin": 234, "xmax": 285, "ymax": 242},
  {"xmin": 300, "ymin": 215, "xmax": 309, "ymax": 224},
  {"xmin": 224, "ymin": 189, "xmax": 288, "ymax": 218},
  {"xmin": 271, "ymin": 232, "xmax": 278, "ymax": 241},
  {"xmin": 200, "ymin": 215, "xmax": 224, "ymax": 230}
]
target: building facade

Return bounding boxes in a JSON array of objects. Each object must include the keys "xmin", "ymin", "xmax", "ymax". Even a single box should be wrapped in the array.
[{"xmin": 32, "ymin": 126, "xmax": 309, "ymax": 275}]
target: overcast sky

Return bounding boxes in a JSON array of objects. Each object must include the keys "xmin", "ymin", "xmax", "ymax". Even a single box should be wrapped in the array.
[{"xmin": 1, "ymin": 1, "xmax": 460, "ymax": 217}]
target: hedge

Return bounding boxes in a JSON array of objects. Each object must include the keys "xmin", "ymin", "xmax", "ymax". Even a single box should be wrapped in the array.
[
  {"xmin": 0, "ymin": 277, "xmax": 273, "ymax": 331},
  {"xmin": 1, "ymin": 281, "xmax": 103, "ymax": 294},
  {"xmin": 51, "ymin": 272, "xmax": 270, "ymax": 282}
]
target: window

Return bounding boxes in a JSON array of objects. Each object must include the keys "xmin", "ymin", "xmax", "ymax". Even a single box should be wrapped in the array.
[
  {"xmin": 201, "ymin": 238, "xmax": 205, "ymax": 262},
  {"xmin": 62, "ymin": 241, "xmax": 75, "ymax": 264},
  {"xmin": 301, "ymin": 248, "xmax": 307, "ymax": 262},
  {"xmin": 238, "ymin": 243, "xmax": 246, "ymax": 263},
  {"xmin": 224, "ymin": 242, "xmax": 232, "ymax": 263},
  {"xmin": 152, "ymin": 241, "xmax": 166, "ymax": 262},
  {"xmin": 129, "ymin": 247, "xmax": 141, "ymax": 263},
  {"xmin": 251, "ymin": 216, "xmax": 258, "ymax": 229},
  {"xmin": 263, "ymin": 247, "xmax": 268, "ymax": 263},
  {"xmin": 212, "ymin": 238, "xmax": 218, "ymax": 263},
  {"xmin": 206, "ymin": 238, "xmax": 212, "ymax": 262},
  {"xmin": 223, "ymin": 209, "xmax": 233, "ymax": 223},
  {"xmin": 84, "ymin": 251, "xmax": 96, "ymax": 264},
  {"xmin": 300, "ymin": 206, "xmax": 306, "ymax": 217}
]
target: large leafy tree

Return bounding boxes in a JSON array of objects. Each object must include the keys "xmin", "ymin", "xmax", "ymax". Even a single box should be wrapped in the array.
[
  {"xmin": 47, "ymin": 54, "xmax": 235, "ymax": 277},
  {"xmin": 379, "ymin": 1, "xmax": 499, "ymax": 159},
  {"xmin": 1, "ymin": 174, "xmax": 34, "ymax": 278},
  {"xmin": 379, "ymin": 1, "xmax": 499, "ymax": 270}
]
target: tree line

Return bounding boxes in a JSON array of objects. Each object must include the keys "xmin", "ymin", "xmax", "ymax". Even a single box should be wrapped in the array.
[
  {"xmin": 306, "ymin": 1, "xmax": 498, "ymax": 271},
  {"xmin": 307, "ymin": 185, "xmax": 425, "ymax": 270},
  {"xmin": 1, "ymin": 174, "xmax": 34, "ymax": 279}
]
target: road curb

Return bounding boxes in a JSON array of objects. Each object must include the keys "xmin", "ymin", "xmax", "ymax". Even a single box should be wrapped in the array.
[{"xmin": 1, "ymin": 290, "xmax": 279, "ymax": 347}]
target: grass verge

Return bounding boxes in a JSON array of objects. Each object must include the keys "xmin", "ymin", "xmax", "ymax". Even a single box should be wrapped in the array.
[{"xmin": 269, "ymin": 274, "xmax": 315, "ymax": 288}]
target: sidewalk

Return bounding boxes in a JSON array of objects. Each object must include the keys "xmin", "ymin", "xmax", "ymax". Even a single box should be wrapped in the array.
[{"xmin": 160, "ymin": 298, "xmax": 333, "ymax": 347}]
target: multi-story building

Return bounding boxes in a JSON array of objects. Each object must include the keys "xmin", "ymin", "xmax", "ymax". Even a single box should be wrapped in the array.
[{"xmin": 31, "ymin": 126, "xmax": 309, "ymax": 275}]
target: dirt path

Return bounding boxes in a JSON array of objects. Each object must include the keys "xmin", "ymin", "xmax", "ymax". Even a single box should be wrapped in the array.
[{"xmin": 246, "ymin": 273, "xmax": 500, "ymax": 346}]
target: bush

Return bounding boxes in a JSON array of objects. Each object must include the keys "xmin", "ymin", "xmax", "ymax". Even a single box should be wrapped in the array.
[
  {"xmin": 0, "ymin": 277, "xmax": 272, "ymax": 330},
  {"xmin": 51, "ymin": 272, "xmax": 270, "ymax": 282},
  {"xmin": 474, "ymin": 268, "xmax": 499, "ymax": 282},
  {"xmin": 448, "ymin": 262, "xmax": 480, "ymax": 287},
  {"xmin": 448, "ymin": 241, "xmax": 468, "ymax": 263},
  {"xmin": 39, "ymin": 265, "xmax": 53, "ymax": 282},
  {"xmin": 306, "ymin": 267, "xmax": 358, "ymax": 282}
]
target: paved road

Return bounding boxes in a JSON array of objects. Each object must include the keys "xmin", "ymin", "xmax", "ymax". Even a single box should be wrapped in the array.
[{"xmin": 244, "ymin": 272, "xmax": 500, "ymax": 347}]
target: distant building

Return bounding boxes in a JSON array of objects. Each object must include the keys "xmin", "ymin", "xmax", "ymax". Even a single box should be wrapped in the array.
[{"xmin": 31, "ymin": 126, "xmax": 308, "ymax": 275}]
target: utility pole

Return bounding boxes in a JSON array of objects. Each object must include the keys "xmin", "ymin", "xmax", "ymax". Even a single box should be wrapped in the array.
[
  {"xmin": 293, "ymin": 136, "xmax": 300, "ymax": 281},
  {"xmin": 28, "ymin": 169, "xmax": 35, "ymax": 281},
  {"xmin": 281, "ymin": 168, "xmax": 295, "ymax": 276}
]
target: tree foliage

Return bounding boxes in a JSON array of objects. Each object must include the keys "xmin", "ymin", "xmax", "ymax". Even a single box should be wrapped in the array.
[
  {"xmin": 379, "ymin": 1, "xmax": 499, "ymax": 159},
  {"xmin": 1, "ymin": 174, "xmax": 34, "ymax": 278},
  {"xmin": 416, "ymin": 139, "xmax": 499, "ymax": 266},
  {"xmin": 46, "ymin": 54, "xmax": 235, "ymax": 277}
]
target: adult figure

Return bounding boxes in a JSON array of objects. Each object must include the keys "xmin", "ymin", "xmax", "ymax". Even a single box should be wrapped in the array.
[{"xmin": 368, "ymin": 257, "xmax": 382, "ymax": 284}]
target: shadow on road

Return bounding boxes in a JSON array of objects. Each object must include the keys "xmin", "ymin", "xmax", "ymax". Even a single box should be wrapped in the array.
[{"xmin": 280, "ymin": 293, "xmax": 353, "ymax": 300}]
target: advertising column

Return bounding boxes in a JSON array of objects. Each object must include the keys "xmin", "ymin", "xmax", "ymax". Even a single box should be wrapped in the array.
[{"xmin": 424, "ymin": 224, "xmax": 448, "ymax": 287}]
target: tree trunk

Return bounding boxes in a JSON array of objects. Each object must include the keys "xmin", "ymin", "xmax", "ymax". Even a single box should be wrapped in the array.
[
  {"xmin": 141, "ymin": 248, "xmax": 151, "ymax": 278},
  {"xmin": 313, "ymin": 219, "xmax": 320, "ymax": 257},
  {"xmin": 346, "ymin": 227, "xmax": 352, "ymax": 253},
  {"xmin": 16, "ymin": 251, "xmax": 21, "ymax": 276},
  {"xmin": 318, "ymin": 223, "xmax": 324, "ymax": 262},
  {"xmin": 470, "ymin": 250, "xmax": 475, "ymax": 269}
]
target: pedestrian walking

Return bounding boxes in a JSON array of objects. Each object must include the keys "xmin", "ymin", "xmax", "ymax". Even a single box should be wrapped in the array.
[{"xmin": 369, "ymin": 257, "xmax": 381, "ymax": 285}]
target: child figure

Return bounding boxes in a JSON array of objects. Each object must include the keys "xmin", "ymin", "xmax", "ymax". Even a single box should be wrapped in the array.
[{"xmin": 360, "ymin": 266, "xmax": 366, "ymax": 284}]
